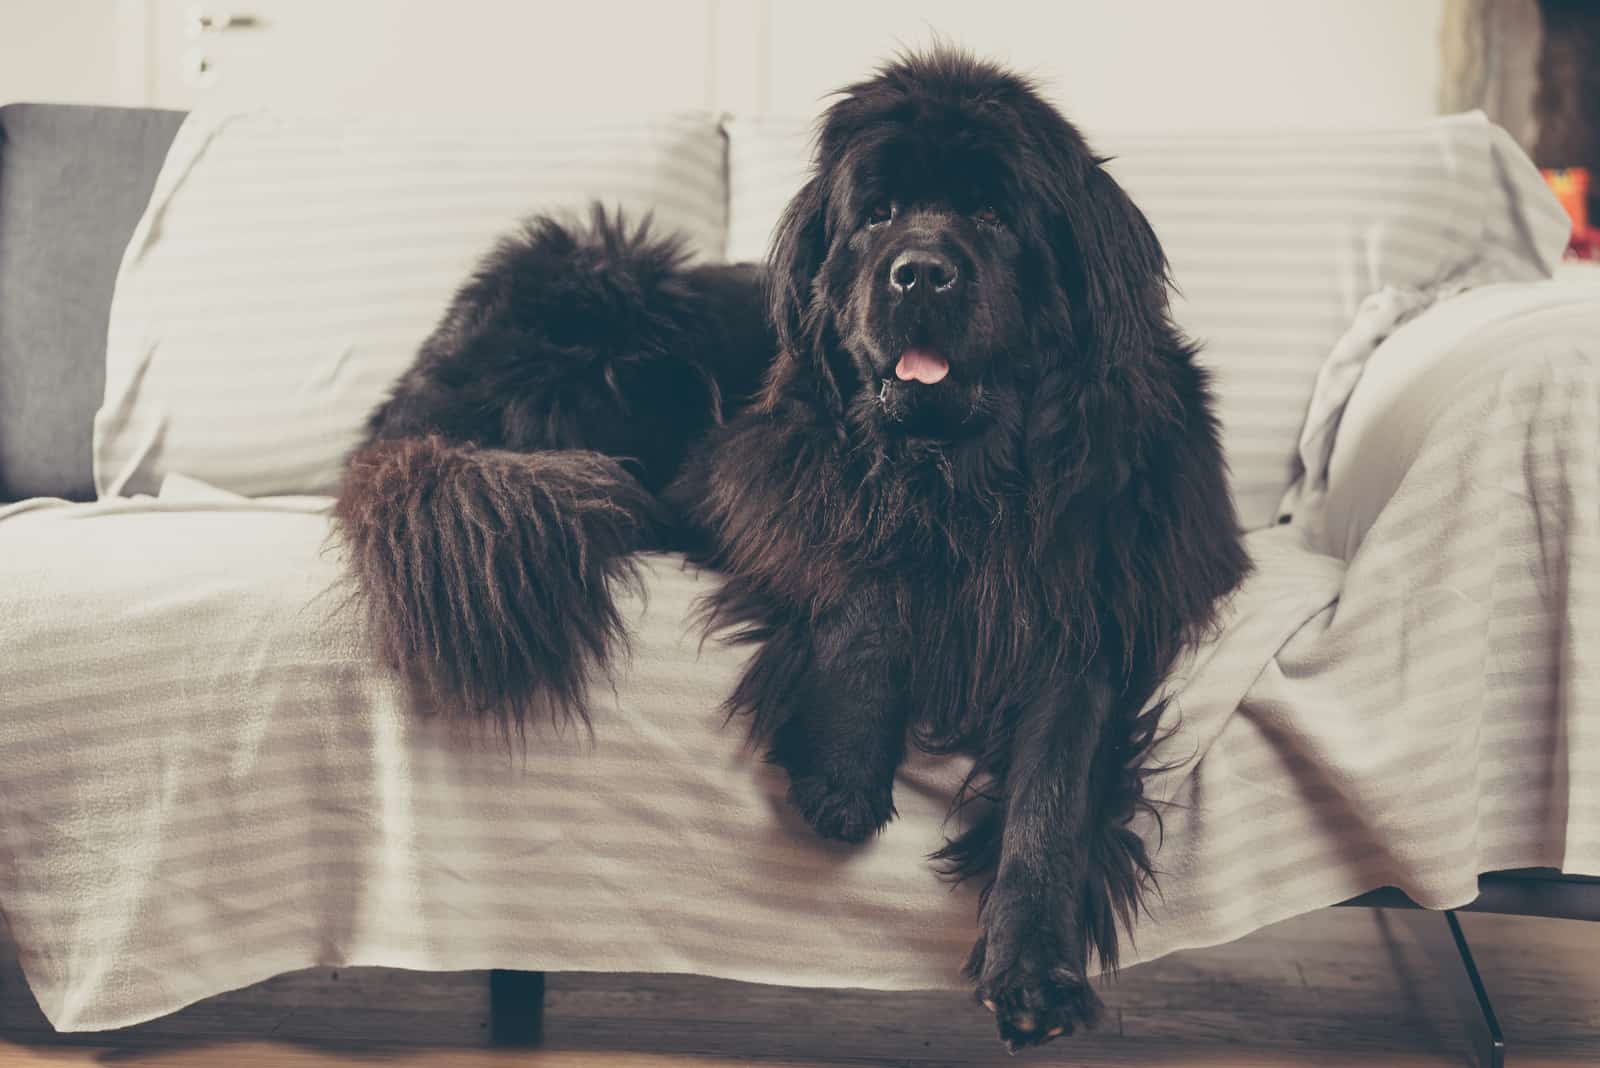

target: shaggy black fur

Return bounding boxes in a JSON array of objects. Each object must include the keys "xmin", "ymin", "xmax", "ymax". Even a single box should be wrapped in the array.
[
  {"xmin": 336, "ymin": 437, "xmax": 662, "ymax": 728},
  {"xmin": 337, "ymin": 209, "xmax": 771, "ymax": 730},
  {"xmin": 336, "ymin": 50, "xmax": 1250, "ymax": 1049}
]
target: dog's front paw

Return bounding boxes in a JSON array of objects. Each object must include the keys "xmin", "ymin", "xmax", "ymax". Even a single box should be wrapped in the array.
[
  {"xmin": 787, "ymin": 775, "xmax": 896, "ymax": 843},
  {"xmin": 968, "ymin": 898, "xmax": 1102, "ymax": 1051}
]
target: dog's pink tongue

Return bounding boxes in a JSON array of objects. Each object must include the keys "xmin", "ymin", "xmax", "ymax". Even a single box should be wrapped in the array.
[{"xmin": 895, "ymin": 348, "xmax": 950, "ymax": 384}]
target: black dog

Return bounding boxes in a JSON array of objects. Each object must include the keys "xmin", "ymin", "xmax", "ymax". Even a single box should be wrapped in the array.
[{"xmin": 336, "ymin": 49, "xmax": 1249, "ymax": 1049}]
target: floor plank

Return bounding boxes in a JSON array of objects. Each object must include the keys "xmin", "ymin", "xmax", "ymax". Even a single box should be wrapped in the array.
[{"xmin": 3, "ymin": 908, "xmax": 1598, "ymax": 1066}]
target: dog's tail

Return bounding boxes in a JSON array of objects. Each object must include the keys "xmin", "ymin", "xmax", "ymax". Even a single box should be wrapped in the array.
[{"xmin": 334, "ymin": 435, "xmax": 661, "ymax": 734}]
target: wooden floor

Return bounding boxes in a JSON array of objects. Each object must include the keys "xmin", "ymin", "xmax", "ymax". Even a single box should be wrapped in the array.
[{"xmin": 2, "ymin": 908, "xmax": 1597, "ymax": 1067}]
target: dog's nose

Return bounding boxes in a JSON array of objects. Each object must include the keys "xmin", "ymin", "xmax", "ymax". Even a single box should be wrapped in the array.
[{"xmin": 888, "ymin": 250, "xmax": 959, "ymax": 295}]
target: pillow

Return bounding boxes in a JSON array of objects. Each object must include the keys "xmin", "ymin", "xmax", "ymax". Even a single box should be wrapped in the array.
[
  {"xmin": 0, "ymin": 104, "xmax": 185, "ymax": 502},
  {"xmin": 725, "ymin": 112, "xmax": 1572, "ymax": 531},
  {"xmin": 95, "ymin": 110, "xmax": 728, "ymax": 499}
]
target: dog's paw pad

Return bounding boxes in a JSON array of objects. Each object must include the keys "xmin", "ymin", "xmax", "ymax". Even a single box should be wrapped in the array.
[
  {"xmin": 976, "ymin": 961, "xmax": 1101, "ymax": 1051},
  {"xmin": 787, "ymin": 776, "xmax": 895, "ymax": 843}
]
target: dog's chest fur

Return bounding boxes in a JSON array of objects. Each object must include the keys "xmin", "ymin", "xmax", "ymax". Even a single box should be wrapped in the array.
[
  {"xmin": 834, "ymin": 435, "xmax": 1085, "ymax": 748},
  {"xmin": 693, "ymin": 391, "xmax": 1111, "ymax": 748},
  {"xmin": 887, "ymin": 483, "xmax": 1073, "ymax": 748}
]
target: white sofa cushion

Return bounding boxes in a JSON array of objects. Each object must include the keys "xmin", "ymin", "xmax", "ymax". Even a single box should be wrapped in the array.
[
  {"xmin": 9, "ymin": 458, "xmax": 1600, "ymax": 1030},
  {"xmin": 726, "ymin": 112, "xmax": 1572, "ymax": 530},
  {"xmin": 1314, "ymin": 281, "xmax": 1600, "ymax": 559},
  {"xmin": 94, "ymin": 110, "xmax": 728, "ymax": 499}
]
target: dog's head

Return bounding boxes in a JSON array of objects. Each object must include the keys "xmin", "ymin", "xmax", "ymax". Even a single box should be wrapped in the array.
[{"xmin": 768, "ymin": 48, "xmax": 1174, "ymax": 439}]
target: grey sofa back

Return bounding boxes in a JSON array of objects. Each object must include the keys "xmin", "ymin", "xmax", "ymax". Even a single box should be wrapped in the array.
[{"xmin": 0, "ymin": 104, "xmax": 184, "ymax": 501}]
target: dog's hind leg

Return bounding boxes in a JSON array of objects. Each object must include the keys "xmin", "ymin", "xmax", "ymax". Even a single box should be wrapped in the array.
[
  {"xmin": 334, "ymin": 208, "xmax": 767, "ymax": 733},
  {"xmin": 336, "ymin": 436, "xmax": 661, "ymax": 734}
]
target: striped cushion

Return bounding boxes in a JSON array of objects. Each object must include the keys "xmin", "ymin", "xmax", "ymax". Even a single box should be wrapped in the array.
[
  {"xmin": 94, "ymin": 111, "xmax": 728, "ymax": 499},
  {"xmin": 726, "ymin": 112, "xmax": 1571, "ymax": 530}
]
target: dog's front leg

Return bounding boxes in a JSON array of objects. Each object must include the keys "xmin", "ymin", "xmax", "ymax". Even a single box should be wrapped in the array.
[
  {"xmin": 764, "ymin": 587, "xmax": 908, "ymax": 844},
  {"xmin": 969, "ymin": 672, "xmax": 1117, "ymax": 1051}
]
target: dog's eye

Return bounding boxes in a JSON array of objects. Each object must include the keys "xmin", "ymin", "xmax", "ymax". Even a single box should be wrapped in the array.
[
  {"xmin": 867, "ymin": 201, "xmax": 893, "ymax": 226},
  {"xmin": 974, "ymin": 205, "xmax": 1000, "ymax": 226}
]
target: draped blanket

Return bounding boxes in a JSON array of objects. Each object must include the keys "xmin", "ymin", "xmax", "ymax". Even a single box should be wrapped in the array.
[{"xmin": 3, "ymin": 285, "xmax": 1598, "ymax": 1031}]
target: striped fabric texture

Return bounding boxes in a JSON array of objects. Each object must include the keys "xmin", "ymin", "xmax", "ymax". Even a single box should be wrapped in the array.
[
  {"xmin": 13, "ymin": 110, "xmax": 1584, "ymax": 1032},
  {"xmin": 93, "ymin": 111, "xmax": 728, "ymax": 499},
  {"xmin": 726, "ymin": 112, "xmax": 1572, "ymax": 530},
  {"xmin": 4, "ymin": 277, "xmax": 1599, "ymax": 1030},
  {"xmin": 1139, "ymin": 291, "xmax": 1600, "ymax": 949}
]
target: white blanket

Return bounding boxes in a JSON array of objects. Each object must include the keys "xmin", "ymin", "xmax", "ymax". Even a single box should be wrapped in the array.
[{"xmin": 3, "ymin": 289, "xmax": 1599, "ymax": 1032}]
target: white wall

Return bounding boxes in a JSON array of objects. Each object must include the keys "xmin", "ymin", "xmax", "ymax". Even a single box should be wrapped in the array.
[
  {"xmin": 1, "ymin": 0, "xmax": 1445, "ymax": 130},
  {"xmin": 138, "ymin": 0, "xmax": 717, "ymax": 115},
  {"xmin": 756, "ymin": 0, "xmax": 1447, "ymax": 131},
  {"xmin": 0, "ymin": 0, "xmax": 135, "ymax": 106}
]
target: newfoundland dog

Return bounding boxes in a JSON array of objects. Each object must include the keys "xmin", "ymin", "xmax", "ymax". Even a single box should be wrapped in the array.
[{"xmin": 335, "ymin": 49, "xmax": 1249, "ymax": 1048}]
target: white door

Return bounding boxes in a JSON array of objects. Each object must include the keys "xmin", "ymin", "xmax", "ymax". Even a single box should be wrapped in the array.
[{"xmin": 146, "ymin": 0, "xmax": 716, "ymax": 115}]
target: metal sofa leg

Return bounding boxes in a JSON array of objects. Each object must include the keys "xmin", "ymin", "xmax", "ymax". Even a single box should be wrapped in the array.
[
  {"xmin": 489, "ymin": 968, "xmax": 546, "ymax": 1047},
  {"xmin": 1395, "ymin": 910, "xmax": 1505, "ymax": 1068},
  {"xmin": 1441, "ymin": 912, "xmax": 1507, "ymax": 1068}
]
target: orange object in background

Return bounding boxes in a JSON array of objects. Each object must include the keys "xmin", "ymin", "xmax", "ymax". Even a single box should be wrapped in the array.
[
  {"xmin": 1544, "ymin": 168, "xmax": 1594, "ymax": 259},
  {"xmin": 1545, "ymin": 169, "xmax": 1589, "ymax": 229}
]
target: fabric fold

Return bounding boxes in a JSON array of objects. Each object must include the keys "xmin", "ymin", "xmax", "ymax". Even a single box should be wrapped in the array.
[{"xmin": 5, "ymin": 449, "xmax": 1596, "ymax": 1031}]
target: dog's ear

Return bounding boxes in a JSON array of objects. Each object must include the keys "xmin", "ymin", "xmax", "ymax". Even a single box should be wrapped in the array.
[
  {"xmin": 767, "ymin": 175, "xmax": 826, "ymax": 355},
  {"xmin": 765, "ymin": 174, "xmax": 846, "ymax": 411},
  {"xmin": 1045, "ymin": 143, "xmax": 1176, "ymax": 361}
]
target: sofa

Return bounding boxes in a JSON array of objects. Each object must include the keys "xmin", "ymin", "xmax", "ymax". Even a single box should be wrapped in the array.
[{"xmin": 2, "ymin": 103, "xmax": 1597, "ymax": 1066}]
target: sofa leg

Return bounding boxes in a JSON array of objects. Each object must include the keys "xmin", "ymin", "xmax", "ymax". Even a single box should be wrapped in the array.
[
  {"xmin": 1395, "ymin": 910, "xmax": 1505, "ymax": 1068},
  {"xmin": 489, "ymin": 969, "xmax": 546, "ymax": 1047},
  {"xmin": 1441, "ymin": 912, "xmax": 1506, "ymax": 1068}
]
